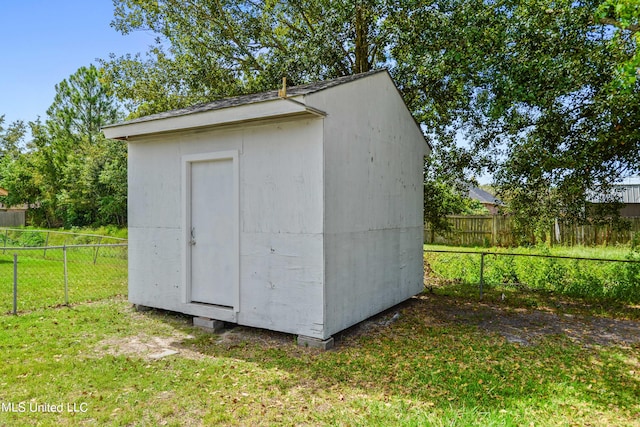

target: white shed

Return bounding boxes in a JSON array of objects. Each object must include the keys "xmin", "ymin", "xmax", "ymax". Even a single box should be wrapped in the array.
[{"xmin": 103, "ymin": 69, "xmax": 430, "ymax": 347}]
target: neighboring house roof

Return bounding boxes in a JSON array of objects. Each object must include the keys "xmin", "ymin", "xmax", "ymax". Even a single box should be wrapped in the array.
[
  {"xmin": 104, "ymin": 69, "xmax": 388, "ymax": 128},
  {"xmin": 468, "ymin": 186, "xmax": 503, "ymax": 206}
]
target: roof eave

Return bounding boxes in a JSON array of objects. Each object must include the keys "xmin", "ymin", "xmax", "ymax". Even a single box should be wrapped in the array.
[{"xmin": 103, "ymin": 96, "xmax": 325, "ymax": 140}]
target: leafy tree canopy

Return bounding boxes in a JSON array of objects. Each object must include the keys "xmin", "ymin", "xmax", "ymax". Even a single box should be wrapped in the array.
[
  {"xmin": 105, "ymin": 0, "xmax": 392, "ymax": 116},
  {"xmin": 0, "ymin": 116, "xmax": 26, "ymax": 159},
  {"xmin": 597, "ymin": 0, "xmax": 640, "ymax": 89},
  {"xmin": 103, "ymin": 0, "xmax": 639, "ymax": 238},
  {"xmin": 0, "ymin": 65, "xmax": 127, "ymax": 227}
]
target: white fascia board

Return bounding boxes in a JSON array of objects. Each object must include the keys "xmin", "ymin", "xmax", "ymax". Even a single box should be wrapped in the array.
[{"xmin": 103, "ymin": 96, "xmax": 324, "ymax": 140}]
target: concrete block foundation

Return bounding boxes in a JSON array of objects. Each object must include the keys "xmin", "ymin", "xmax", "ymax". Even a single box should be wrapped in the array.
[
  {"xmin": 193, "ymin": 317, "xmax": 225, "ymax": 332},
  {"xmin": 297, "ymin": 335, "xmax": 335, "ymax": 350}
]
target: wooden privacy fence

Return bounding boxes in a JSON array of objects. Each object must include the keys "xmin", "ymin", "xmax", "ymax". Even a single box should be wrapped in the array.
[
  {"xmin": 425, "ymin": 215, "xmax": 640, "ymax": 246},
  {"xmin": 0, "ymin": 211, "xmax": 25, "ymax": 227}
]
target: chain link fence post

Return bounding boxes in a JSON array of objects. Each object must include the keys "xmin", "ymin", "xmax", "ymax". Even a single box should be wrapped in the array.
[
  {"xmin": 93, "ymin": 237, "xmax": 103, "ymax": 265},
  {"xmin": 63, "ymin": 245, "xmax": 69, "ymax": 305},
  {"xmin": 13, "ymin": 253, "xmax": 18, "ymax": 315},
  {"xmin": 479, "ymin": 252, "xmax": 485, "ymax": 300},
  {"xmin": 43, "ymin": 231, "xmax": 50, "ymax": 259}
]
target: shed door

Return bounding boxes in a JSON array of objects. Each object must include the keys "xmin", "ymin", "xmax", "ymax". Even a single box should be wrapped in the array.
[{"xmin": 189, "ymin": 157, "xmax": 236, "ymax": 307}]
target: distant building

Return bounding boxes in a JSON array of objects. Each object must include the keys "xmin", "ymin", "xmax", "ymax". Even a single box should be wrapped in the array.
[
  {"xmin": 614, "ymin": 178, "xmax": 640, "ymax": 217},
  {"xmin": 468, "ymin": 186, "xmax": 503, "ymax": 214},
  {"xmin": 0, "ymin": 187, "xmax": 27, "ymax": 211},
  {"xmin": 588, "ymin": 178, "xmax": 640, "ymax": 218},
  {"xmin": 0, "ymin": 187, "xmax": 26, "ymax": 226}
]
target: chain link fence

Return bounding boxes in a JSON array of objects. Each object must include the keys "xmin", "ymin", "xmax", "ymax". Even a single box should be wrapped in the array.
[
  {"xmin": 424, "ymin": 248, "xmax": 640, "ymax": 302},
  {"xmin": 1, "ymin": 228, "xmax": 127, "ymax": 314}
]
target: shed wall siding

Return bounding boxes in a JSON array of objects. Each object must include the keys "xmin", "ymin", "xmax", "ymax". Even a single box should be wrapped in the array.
[
  {"xmin": 236, "ymin": 118, "xmax": 325, "ymax": 337},
  {"xmin": 128, "ymin": 117, "xmax": 325, "ymax": 336},
  {"xmin": 308, "ymin": 72, "xmax": 427, "ymax": 336}
]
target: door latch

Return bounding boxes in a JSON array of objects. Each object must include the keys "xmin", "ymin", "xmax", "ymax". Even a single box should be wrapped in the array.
[{"xmin": 190, "ymin": 227, "xmax": 196, "ymax": 246}]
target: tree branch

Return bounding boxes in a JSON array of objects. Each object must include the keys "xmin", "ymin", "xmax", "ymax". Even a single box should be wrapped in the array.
[{"xmin": 598, "ymin": 17, "xmax": 639, "ymax": 34}]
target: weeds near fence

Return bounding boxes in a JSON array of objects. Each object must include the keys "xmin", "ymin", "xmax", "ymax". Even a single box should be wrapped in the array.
[
  {"xmin": 0, "ymin": 227, "xmax": 126, "ymax": 249},
  {"xmin": 1, "ymin": 228, "xmax": 127, "ymax": 314},
  {"xmin": 424, "ymin": 245, "xmax": 640, "ymax": 303}
]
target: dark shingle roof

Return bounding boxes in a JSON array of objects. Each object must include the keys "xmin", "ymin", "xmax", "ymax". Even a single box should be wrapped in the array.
[
  {"xmin": 468, "ymin": 186, "xmax": 503, "ymax": 205},
  {"xmin": 104, "ymin": 69, "xmax": 388, "ymax": 128}
]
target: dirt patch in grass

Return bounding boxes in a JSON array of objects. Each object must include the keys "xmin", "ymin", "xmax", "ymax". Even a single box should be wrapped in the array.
[
  {"xmin": 95, "ymin": 306, "xmax": 301, "ymax": 360},
  {"xmin": 332, "ymin": 289, "xmax": 640, "ymax": 349},
  {"xmin": 215, "ymin": 326, "xmax": 297, "ymax": 348},
  {"xmin": 97, "ymin": 333, "xmax": 204, "ymax": 360},
  {"xmin": 406, "ymin": 292, "xmax": 640, "ymax": 347},
  {"xmin": 96, "ymin": 289, "xmax": 640, "ymax": 359}
]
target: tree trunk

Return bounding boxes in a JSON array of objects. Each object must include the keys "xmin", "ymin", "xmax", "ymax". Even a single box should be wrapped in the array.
[{"xmin": 354, "ymin": 3, "xmax": 370, "ymax": 74}]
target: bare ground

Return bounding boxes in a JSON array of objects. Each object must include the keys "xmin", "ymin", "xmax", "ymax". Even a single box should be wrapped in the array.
[
  {"xmin": 96, "ymin": 289, "xmax": 640, "ymax": 360},
  {"xmin": 405, "ymin": 293, "xmax": 640, "ymax": 347}
]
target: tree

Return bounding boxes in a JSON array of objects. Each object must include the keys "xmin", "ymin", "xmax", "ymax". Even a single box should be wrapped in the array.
[
  {"xmin": 46, "ymin": 65, "xmax": 121, "ymax": 146},
  {"xmin": 0, "ymin": 66, "xmax": 127, "ymax": 227},
  {"xmin": 597, "ymin": 0, "xmax": 640, "ymax": 89},
  {"xmin": 0, "ymin": 116, "xmax": 30, "ymax": 215},
  {"xmin": 389, "ymin": 0, "xmax": 639, "ymax": 239},
  {"xmin": 39, "ymin": 65, "xmax": 124, "ymax": 226},
  {"xmin": 96, "ymin": 138, "xmax": 128, "ymax": 226},
  {"xmin": 104, "ymin": 0, "xmax": 392, "ymax": 116},
  {"xmin": 0, "ymin": 116, "xmax": 26, "ymax": 159},
  {"xmin": 104, "ymin": 0, "xmax": 640, "ymax": 238},
  {"xmin": 423, "ymin": 152, "xmax": 486, "ymax": 239},
  {"xmin": 487, "ymin": 0, "xmax": 639, "ymax": 236}
]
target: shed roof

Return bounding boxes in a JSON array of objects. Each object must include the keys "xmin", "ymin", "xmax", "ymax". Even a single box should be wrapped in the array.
[
  {"xmin": 102, "ymin": 69, "xmax": 429, "ymax": 150},
  {"xmin": 104, "ymin": 69, "xmax": 388, "ymax": 129}
]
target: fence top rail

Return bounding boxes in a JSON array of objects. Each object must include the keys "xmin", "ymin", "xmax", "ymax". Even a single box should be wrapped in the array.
[
  {"xmin": 0, "ymin": 227, "xmax": 127, "ymax": 241},
  {"xmin": 424, "ymin": 248, "xmax": 640, "ymax": 263},
  {"xmin": 436, "ymin": 215, "xmax": 499, "ymax": 220},
  {"xmin": 3, "ymin": 243, "xmax": 128, "ymax": 250}
]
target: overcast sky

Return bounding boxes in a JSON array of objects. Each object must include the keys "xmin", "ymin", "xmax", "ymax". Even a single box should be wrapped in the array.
[{"xmin": 0, "ymin": 0, "xmax": 154, "ymax": 127}]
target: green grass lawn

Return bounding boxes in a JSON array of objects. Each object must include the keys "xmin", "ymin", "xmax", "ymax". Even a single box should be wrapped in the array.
[
  {"xmin": 0, "ymin": 239, "xmax": 637, "ymax": 425},
  {"xmin": 1, "ymin": 286, "xmax": 638, "ymax": 426}
]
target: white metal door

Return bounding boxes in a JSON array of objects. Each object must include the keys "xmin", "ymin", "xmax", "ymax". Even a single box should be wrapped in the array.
[{"xmin": 189, "ymin": 158, "xmax": 235, "ymax": 307}]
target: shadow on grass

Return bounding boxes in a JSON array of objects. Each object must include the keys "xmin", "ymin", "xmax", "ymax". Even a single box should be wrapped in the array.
[
  {"xmin": 136, "ymin": 287, "xmax": 640, "ymax": 423},
  {"xmin": 432, "ymin": 280, "xmax": 640, "ymax": 321}
]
